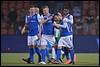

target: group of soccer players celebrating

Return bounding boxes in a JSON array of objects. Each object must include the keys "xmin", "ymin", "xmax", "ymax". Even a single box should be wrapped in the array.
[{"xmin": 21, "ymin": 5, "xmax": 76, "ymax": 64}]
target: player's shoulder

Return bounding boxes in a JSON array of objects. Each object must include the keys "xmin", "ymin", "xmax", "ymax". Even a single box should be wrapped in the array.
[
  {"xmin": 62, "ymin": 17, "xmax": 67, "ymax": 23},
  {"xmin": 68, "ymin": 14, "xmax": 73, "ymax": 17},
  {"xmin": 37, "ymin": 13, "xmax": 41, "ymax": 16},
  {"xmin": 37, "ymin": 14, "xmax": 41, "ymax": 18},
  {"xmin": 69, "ymin": 14, "xmax": 73, "ymax": 18},
  {"xmin": 67, "ymin": 14, "xmax": 73, "ymax": 19}
]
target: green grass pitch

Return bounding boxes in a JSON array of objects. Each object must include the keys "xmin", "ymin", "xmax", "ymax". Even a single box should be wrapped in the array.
[{"xmin": 1, "ymin": 53, "xmax": 99, "ymax": 66}]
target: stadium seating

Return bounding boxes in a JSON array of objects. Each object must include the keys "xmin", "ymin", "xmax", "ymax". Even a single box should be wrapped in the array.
[
  {"xmin": 1, "ymin": 22, "xmax": 8, "ymax": 35},
  {"xmin": 1, "ymin": 1, "xmax": 99, "ymax": 35}
]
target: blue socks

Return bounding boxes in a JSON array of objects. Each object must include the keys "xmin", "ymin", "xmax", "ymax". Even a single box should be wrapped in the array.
[
  {"xmin": 29, "ymin": 48, "xmax": 34, "ymax": 63},
  {"xmin": 41, "ymin": 48, "xmax": 46, "ymax": 62},
  {"xmin": 29, "ymin": 47, "xmax": 41, "ymax": 63},
  {"xmin": 70, "ymin": 48, "xmax": 74, "ymax": 64},
  {"xmin": 57, "ymin": 48, "xmax": 61, "ymax": 60},
  {"xmin": 35, "ymin": 47, "xmax": 41, "ymax": 62},
  {"xmin": 46, "ymin": 48, "xmax": 50, "ymax": 61}
]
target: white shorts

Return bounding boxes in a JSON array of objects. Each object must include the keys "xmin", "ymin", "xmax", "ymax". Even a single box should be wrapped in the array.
[
  {"xmin": 41, "ymin": 35, "xmax": 55, "ymax": 46},
  {"xmin": 27, "ymin": 35, "xmax": 38, "ymax": 46},
  {"xmin": 58, "ymin": 35, "xmax": 73, "ymax": 49}
]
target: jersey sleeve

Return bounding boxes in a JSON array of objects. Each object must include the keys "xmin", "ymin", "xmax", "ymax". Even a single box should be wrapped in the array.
[
  {"xmin": 66, "ymin": 15, "xmax": 73, "ymax": 24},
  {"xmin": 59, "ymin": 18, "xmax": 67, "ymax": 29},
  {"xmin": 37, "ymin": 14, "xmax": 42, "ymax": 23},
  {"xmin": 25, "ymin": 15, "xmax": 27, "ymax": 24}
]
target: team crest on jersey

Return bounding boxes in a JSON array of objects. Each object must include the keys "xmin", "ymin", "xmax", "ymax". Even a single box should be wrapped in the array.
[
  {"xmin": 30, "ymin": 20, "xmax": 37, "ymax": 22},
  {"xmin": 32, "ymin": 16, "xmax": 37, "ymax": 19}
]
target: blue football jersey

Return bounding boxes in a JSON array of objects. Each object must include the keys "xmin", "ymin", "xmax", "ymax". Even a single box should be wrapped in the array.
[
  {"xmin": 60, "ymin": 14, "xmax": 73, "ymax": 36},
  {"xmin": 42, "ymin": 14, "xmax": 54, "ymax": 35},
  {"xmin": 26, "ymin": 14, "xmax": 39, "ymax": 36}
]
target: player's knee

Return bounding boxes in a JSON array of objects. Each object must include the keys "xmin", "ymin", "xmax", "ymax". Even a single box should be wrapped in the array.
[
  {"xmin": 34, "ymin": 44, "xmax": 37, "ymax": 48},
  {"xmin": 33, "ymin": 45, "xmax": 36, "ymax": 48},
  {"xmin": 58, "ymin": 46, "xmax": 62, "ymax": 49},
  {"xmin": 53, "ymin": 44, "xmax": 57, "ymax": 48},
  {"xmin": 41, "ymin": 45, "xmax": 46, "ymax": 49},
  {"xmin": 68, "ymin": 47, "xmax": 74, "ymax": 51},
  {"xmin": 63, "ymin": 47, "xmax": 70, "ymax": 53},
  {"xmin": 29, "ymin": 45, "xmax": 33, "ymax": 48},
  {"xmin": 63, "ymin": 47, "xmax": 67, "ymax": 51}
]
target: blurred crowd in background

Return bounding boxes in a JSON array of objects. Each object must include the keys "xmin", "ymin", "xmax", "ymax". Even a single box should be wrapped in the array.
[{"xmin": 1, "ymin": 1, "xmax": 99, "ymax": 35}]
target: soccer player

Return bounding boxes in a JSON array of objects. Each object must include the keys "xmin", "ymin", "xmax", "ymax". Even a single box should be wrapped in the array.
[
  {"xmin": 54, "ymin": 13, "xmax": 61, "ymax": 46},
  {"xmin": 21, "ymin": 5, "xmax": 42, "ymax": 64},
  {"xmin": 53, "ymin": 12, "xmax": 64, "ymax": 64},
  {"xmin": 39, "ymin": 6, "xmax": 55, "ymax": 64},
  {"xmin": 53, "ymin": 8, "xmax": 75, "ymax": 64}
]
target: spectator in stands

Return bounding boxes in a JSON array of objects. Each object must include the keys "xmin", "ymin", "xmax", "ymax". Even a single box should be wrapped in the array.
[
  {"xmin": 17, "ymin": 9, "xmax": 26, "ymax": 27},
  {"xmin": 74, "ymin": 17, "xmax": 83, "ymax": 35},
  {"xmin": 96, "ymin": 15, "xmax": 99, "ymax": 35},
  {"xmin": 87, "ymin": 15, "xmax": 95, "ymax": 35},
  {"xmin": 82, "ymin": 17, "xmax": 88, "ymax": 35},
  {"xmin": 8, "ymin": 8, "xmax": 17, "ymax": 32},
  {"xmin": 1, "ymin": 10, "xmax": 4, "ymax": 21}
]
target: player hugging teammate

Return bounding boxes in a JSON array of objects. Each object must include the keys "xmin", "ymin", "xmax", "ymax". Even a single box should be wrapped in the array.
[
  {"xmin": 22, "ymin": 5, "xmax": 76, "ymax": 64},
  {"xmin": 53, "ymin": 8, "xmax": 76, "ymax": 64}
]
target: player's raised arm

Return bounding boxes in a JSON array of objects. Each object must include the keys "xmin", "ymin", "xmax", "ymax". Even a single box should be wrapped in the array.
[
  {"xmin": 37, "ymin": 14, "xmax": 42, "ymax": 39},
  {"xmin": 47, "ymin": 14, "xmax": 54, "ymax": 20},
  {"xmin": 66, "ymin": 15, "xmax": 73, "ymax": 24},
  {"xmin": 38, "ymin": 22, "xmax": 42, "ymax": 39},
  {"xmin": 53, "ymin": 18, "xmax": 67, "ymax": 29},
  {"xmin": 63, "ymin": 8, "xmax": 73, "ymax": 24},
  {"xmin": 53, "ymin": 12, "xmax": 67, "ymax": 29}
]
